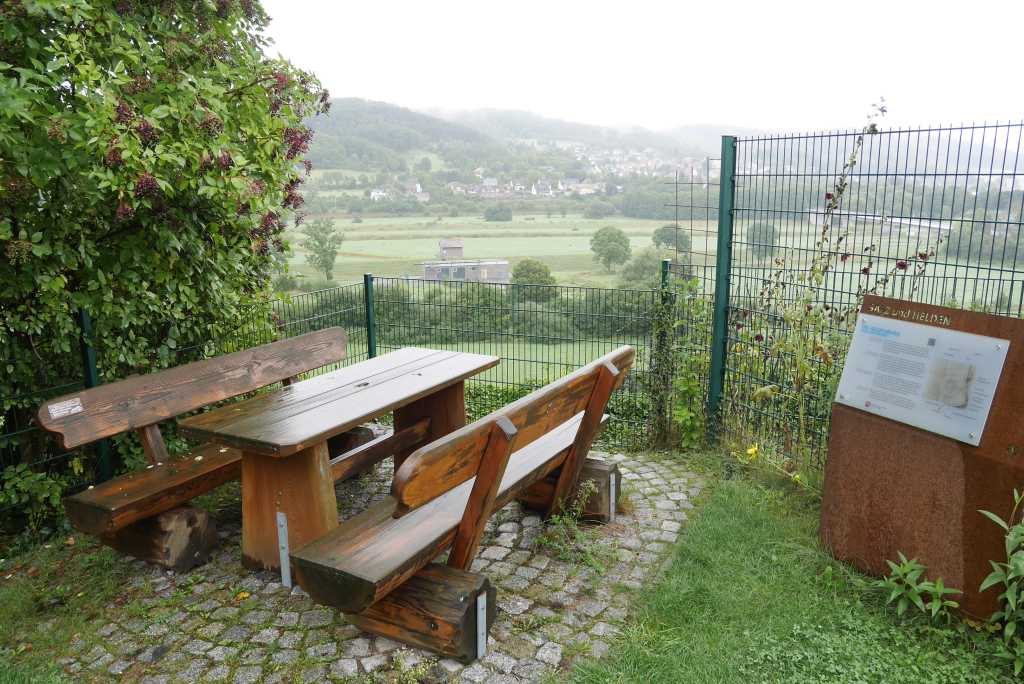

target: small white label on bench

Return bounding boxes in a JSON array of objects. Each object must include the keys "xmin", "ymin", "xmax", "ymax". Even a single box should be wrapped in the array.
[
  {"xmin": 48, "ymin": 397, "xmax": 83, "ymax": 419},
  {"xmin": 476, "ymin": 591, "xmax": 487, "ymax": 659}
]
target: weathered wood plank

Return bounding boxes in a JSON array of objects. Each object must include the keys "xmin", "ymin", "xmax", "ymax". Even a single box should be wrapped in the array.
[
  {"xmin": 448, "ymin": 417, "xmax": 517, "ymax": 570},
  {"xmin": 37, "ymin": 328, "xmax": 348, "ymax": 450},
  {"xmin": 64, "ymin": 442, "xmax": 242, "ymax": 536},
  {"xmin": 517, "ymin": 457, "xmax": 621, "ymax": 522},
  {"xmin": 391, "ymin": 346, "xmax": 633, "ymax": 514},
  {"xmin": 180, "ymin": 349, "xmax": 497, "ymax": 456},
  {"xmin": 393, "ymin": 381, "xmax": 467, "ymax": 473},
  {"xmin": 241, "ymin": 442, "xmax": 338, "ymax": 571},
  {"xmin": 293, "ymin": 414, "xmax": 586, "ymax": 612},
  {"xmin": 100, "ymin": 506, "xmax": 218, "ymax": 571},
  {"xmin": 137, "ymin": 424, "xmax": 169, "ymax": 466},
  {"xmin": 329, "ymin": 419, "xmax": 431, "ymax": 482},
  {"xmin": 345, "ymin": 563, "xmax": 496, "ymax": 662},
  {"xmin": 548, "ymin": 361, "xmax": 619, "ymax": 517}
]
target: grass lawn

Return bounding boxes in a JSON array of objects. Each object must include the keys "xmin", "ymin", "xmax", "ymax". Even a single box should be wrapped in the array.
[
  {"xmin": 283, "ymin": 214, "xmax": 691, "ymax": 287},
  {"xmin": 0, "ymin": 539, "xmax": 139, "ymax": 682},
  {"xmin": 570, "ymin": 465, "xmax": 1014, "ymax": 684}
]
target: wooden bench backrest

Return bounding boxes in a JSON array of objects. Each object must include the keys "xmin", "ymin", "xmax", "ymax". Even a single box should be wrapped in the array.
[
  {"xmin": 391, "ymin": 345, "xmax": 634, "ymax": 568},
  {"xmin": 37, "ymin": 327, "xmax": 348, "ymax": 451}
]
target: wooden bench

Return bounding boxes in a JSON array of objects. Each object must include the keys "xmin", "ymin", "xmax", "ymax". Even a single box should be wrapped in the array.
[
  {"xmin": 36, "ymin": 328, "xmax": 351, "ymax": 570},
  {"xmin": 292, "ymin": 345, "xmax": 635, "ymax": 661}
]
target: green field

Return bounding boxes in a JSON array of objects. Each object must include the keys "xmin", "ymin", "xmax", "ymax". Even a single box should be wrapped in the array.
[{"xmin": 284, "ymin": 214, "xmax": 693, "ymax": 287}]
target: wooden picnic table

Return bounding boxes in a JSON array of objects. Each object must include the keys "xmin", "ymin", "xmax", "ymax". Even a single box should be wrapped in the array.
[{"xmin": 178, "ymin": 347, "xmax": 499, "ymax": 570}]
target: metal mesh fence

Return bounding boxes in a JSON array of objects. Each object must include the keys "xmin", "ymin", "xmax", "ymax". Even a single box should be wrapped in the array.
[
  {"xmin": 372, "ymin": 277, "xmax": 657, "ymax": 449},
  {"xmin": 721, "ymin": 122, "xmax": 1024, "ymax": 469}
]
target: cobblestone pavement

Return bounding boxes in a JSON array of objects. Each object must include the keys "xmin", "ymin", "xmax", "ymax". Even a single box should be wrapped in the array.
[{"xmin": 57, "ymin": 450, "xmax": 704, "ymax": 683}]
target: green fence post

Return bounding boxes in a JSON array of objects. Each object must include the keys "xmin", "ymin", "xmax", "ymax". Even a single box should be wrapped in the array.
[
  {"xmin": 77, "ymin": 308, "xmax": 113, "ymax": 482},
  {"xmin": 707, "ymin": 135, "xmax": 736, "ymax": 439},
  {"xmin": 363, "ymin": 273, "xmax": 377, "ymax": 358}
]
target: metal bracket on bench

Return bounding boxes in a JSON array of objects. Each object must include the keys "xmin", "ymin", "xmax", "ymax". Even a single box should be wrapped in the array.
[
  {"xmin": 277, "ymin": 511, "xmax": 292, "ymax": 588},
  {"xmin": 609, "ymin": 471, "xmax": 617, "ymax": 524},
  {"xmin": 476, "ymin": 591, "xmax": 488, "ymax": 659}
]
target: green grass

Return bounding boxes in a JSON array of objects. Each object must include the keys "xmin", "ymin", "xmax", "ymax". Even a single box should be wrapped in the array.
[
  {"xmin": 284, "ymin": 214, "xmax": 679, "ymax": 287},
  {"xmin": 570, "ymin": 470, "xmax": 1014, "ymax": 684},
  {"xmin": 0, "ymin": 538, "xmax": 136, "ymax": 681}
]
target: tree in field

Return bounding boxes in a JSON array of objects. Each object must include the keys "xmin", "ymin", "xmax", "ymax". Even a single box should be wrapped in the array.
[
  {"xmin": 0, "ymin": 1, "xmax": 328, "ymax": 470},
  {"xmin": 303, "ymin": 218, "xmax": 343, "ymax": 280},
  {"xmin": 652, "ymin": 224, "xmax": 693, "ymax": 254},
  {"xmin": 484, "ymin": 205, "xmax": 513, "ymax": 222},
  {"xmin": 617, "ymin": 247, "xmax": 666, "ymax": 290},
  {"xmin": 590, "ymin": 226, "xmax": 632, "ymax": 272},
  {"xmin": 512, "ymin": 258, "xmax": 557, "ymax": 301},
  {"xmin": 748, "ymin": 222, "xmax": 780, "ymax": 258}
]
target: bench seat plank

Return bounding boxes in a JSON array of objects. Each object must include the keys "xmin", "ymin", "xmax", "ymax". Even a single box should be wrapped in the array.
[
  {"xmin": 65, "ymin": 442, "xmax": 242, "ymax": 536},
  {"xmin": 292, "ymin": 412, "xmax": 598, "ymax": 613}
]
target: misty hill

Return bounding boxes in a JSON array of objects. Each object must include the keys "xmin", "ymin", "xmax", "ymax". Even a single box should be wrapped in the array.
[{"xmin": 306, "ymin": 98, "xmax": 505, "ymax": 171}]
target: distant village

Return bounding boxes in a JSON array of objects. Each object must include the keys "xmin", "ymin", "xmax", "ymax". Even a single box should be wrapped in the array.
[{"xmin": 314, "ymin": 140, "xmax": 718, "ymax": 205}]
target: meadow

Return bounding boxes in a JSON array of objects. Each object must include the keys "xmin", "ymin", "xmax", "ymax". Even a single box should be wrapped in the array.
[{"xmin": 283, "ymin": 213, "xmax": 706, "ymax": 287}]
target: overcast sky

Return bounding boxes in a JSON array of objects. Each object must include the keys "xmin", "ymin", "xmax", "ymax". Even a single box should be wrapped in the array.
[{"xmin": 259, "ymin": 0, "xmax": 1024, "ymax": 133}]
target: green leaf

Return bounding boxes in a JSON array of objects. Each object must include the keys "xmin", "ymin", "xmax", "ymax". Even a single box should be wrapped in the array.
[{"xmin": 980, "ymin": 509, "xmax": 1010, "ymax": 531}]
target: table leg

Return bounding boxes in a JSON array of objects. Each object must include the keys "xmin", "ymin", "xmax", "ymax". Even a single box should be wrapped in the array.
[
  {"xmin": 392, "ymin": 380, "xmax": 467, "ymax": 473},
  {"xmin": 241, "ymin": 442, "xmax": 338, "ymax": 570}
]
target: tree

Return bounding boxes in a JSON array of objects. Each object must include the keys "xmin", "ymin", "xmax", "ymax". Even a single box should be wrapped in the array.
[
  {"xmin": 303, "ymin": 219, "xmax": 343, "ymax": 280},
  {"xmin": 415, "ymin": 156, "xmax": 432, "ymax": 173},
  {"xmin": 484, "ymin": 205, "xmax": 513, "ymax": 222},
  {"xmin": 652, "ymin": 224, "xmax": 693, "ymax": 254},
  {"xmin": 583, "ymin": 201, "xmax": 615, "ymax": 219},
  {"xmin": 747, "ymin": 222, "xmax": 780, "ymax": 258},
  {"xmin": 512, "ymin": 258, "xmax": 557, "ymax": 302},
  {"xmin": 0, "ymin": 1, "xmax": 329, "ymax": 461},
  {"xmin": 617, "ymin": 248, "xmax": 666, "ymax": 290},
  {"xmin": 590, "ymin": 226, "xmax": 632, "ymax": 271}
]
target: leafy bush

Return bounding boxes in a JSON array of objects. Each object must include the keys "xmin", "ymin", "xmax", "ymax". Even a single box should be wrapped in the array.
[
  {"xmin": 0, "ymin": 464, "xmax": 68, "ymax": 536},
  {"xmin": 875, "ymin": 552, "xmax": 960, "ymax": 623},
  {"xmin": 511, "ymin": 258, "xmax": 557, "ymax": 302},
  {"xmin": 980, "ymin": 490, "xmax": 1024, "ymax": 675},
  {"xmin": 747, "ymin": 222, "xmax": 780, "ymax": 258},
  {"xmin": 0, "ymin": 0, "xmax": 328, "ymax": 476},
  {"xmin": 583, "ymin": 201, "xmax": 615, "ymax": 219},
  {"xmin": 483, "ymin": 205, "xmax": 513, "ymax": 222}
]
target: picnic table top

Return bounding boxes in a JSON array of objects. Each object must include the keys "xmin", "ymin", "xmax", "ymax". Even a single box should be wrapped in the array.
[{"xmin": 178, "ymin": 347, "xmax": 498, "ymax": 457}]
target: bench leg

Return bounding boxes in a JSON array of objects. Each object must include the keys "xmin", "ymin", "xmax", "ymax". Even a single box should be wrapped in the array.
[
  {"xmin": 518, "ymin": 458, "xmax": 621, "ymax": 523},
  {"xmin": 101, "ymin": 505, "xmax": 218, "ymax": 571},
  {"xmin": 393, "ymin": 381, "xmax": 467, "ymax": 473},
  {"xmin": 345, "ymin": 563, "xmax": 496, "ymax": 663},
  {"xmin": 241, "ymin": 442, "xmax": 338, "ymax": 571}
]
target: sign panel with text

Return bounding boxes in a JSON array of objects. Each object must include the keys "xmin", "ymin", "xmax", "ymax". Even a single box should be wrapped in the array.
[{"xmin": 835, "ymin": 313, "xmax": 1009, "ymax": 446}]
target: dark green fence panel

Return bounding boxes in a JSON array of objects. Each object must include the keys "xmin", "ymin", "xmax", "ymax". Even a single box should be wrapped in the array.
[
  {"xmin": 718, "ymin": 122, "xmax": 1024, "ymax": 470},
  {"xmin": 371, "ymin": 276, "xmax": 658, "ymax": 450}
]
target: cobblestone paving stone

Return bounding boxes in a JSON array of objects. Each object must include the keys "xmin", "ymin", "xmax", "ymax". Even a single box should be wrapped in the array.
[{"xmin": 54, "ymin": 450, "xmax": 702, "ymax": 683}]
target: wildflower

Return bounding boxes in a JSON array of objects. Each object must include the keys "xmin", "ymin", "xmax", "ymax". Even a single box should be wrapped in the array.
[
  {"xmin": 754, "ymin": 333, "xmax": 764, "ymax": 342},
  {"xmin": 746, "ymin": 444, "xmax": 759, "ymax": 461},
  {"xmin": 896, "ymin": 260, "xmax": 908, "ymax": 271}
]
